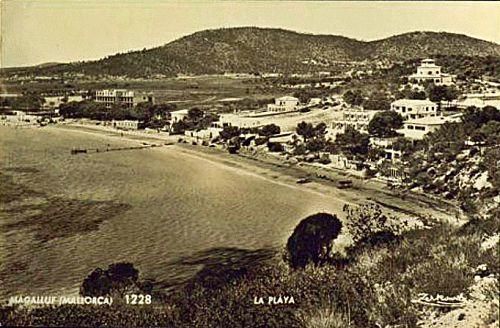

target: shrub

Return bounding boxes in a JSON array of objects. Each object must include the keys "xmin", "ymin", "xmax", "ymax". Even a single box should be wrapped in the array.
[
  {"xmin": 343, "ymin": 204, "xmax": 401, "ymax": 245},
  {"xmin": 286, "ymin": 213, "xmax": 342, "ymax": 269},
  {"xmin": 297, "ymin": 305, "xmax": 351, "ymax": 328},
  {"xmin": 80, "ymin": 262, "xmax": 139, "ymax": 297},
  {"xmin": 318, "ymin": 153, "xmax": 331, "ymax": 164},
  {"xmin": 254, "ymin": 137, "xmax": 268, "ymax": 146},
  {"xmin": 267, "ymin": 142, "xmax": 284, "ymax": 152}
]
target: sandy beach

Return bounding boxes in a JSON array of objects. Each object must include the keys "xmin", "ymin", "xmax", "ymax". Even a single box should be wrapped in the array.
[
  {"xmin": 57, "ymin": 123, "xmax": 461, "ymax": 223},
  {"xmin": 0, "ymin": 123, "xmax": 462, "ymax": 298}
]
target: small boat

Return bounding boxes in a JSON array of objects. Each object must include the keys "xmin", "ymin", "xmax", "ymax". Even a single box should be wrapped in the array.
[
  {"xmin": 70, "ymin": 148, "xmax": 87, "ymax": 154},
  {"xmin": 337, "ymin": 179, "xmax": 353, "ymax": 189},
  {"xmin": 296, "ymin": 177, "xmax": 312, "ymax": 184}
]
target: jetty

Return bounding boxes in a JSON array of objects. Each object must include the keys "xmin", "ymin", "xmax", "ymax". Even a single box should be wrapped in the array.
[{"xmin": 70, "ymin": 142, "xmax": 174, "ymax": 155}]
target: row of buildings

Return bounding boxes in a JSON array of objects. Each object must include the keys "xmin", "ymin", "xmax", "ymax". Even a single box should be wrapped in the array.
[
  {"xmin": 94, "ymin": 89, "xmax": 154, "ymax": 108},
  {"xmin": 328, "ymin": 97, "xmax": 460, "ymax": 140}
]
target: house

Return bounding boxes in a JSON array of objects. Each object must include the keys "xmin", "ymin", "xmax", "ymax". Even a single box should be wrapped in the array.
[
  {"xmin": 408, "ymin": 59, "xmax": 455, "ymax": 85},
  {"xmin": 397, "ymin": 114, "xmax": 462, "ymax": 140},
  {"xmin": 170, "ymin": 109, "xmax": 190, "ymax": 123},
  {"xmin": 112, "ymin": 120, "xmax": 140, "ymax": 130},
  {"xmin": 184, "ymin": 127, "xmax": 222, "ymax": 142},
  {"xmin": 370, "ymin": 136, "xmax": 399, "ymax": 148},
  {"xmin": 0, "ymin": 93, "xmax": 20, "ymax": 99},
  {"xmin": 446, "ymin": 92, "xmax": 500, "ymax": 109},
  {"xmin": 391, "ymin": 99, "xmax": 438, "ymax": 120},
  {"xmin": 95, "ymin": 89, "xmax": 154, "ymax": 108},
  {"xmin": 215, "ymin": 113, "xmax": 264, "ymax": 129},
  {"xmin": 329, "ymin": 154, "xmax": 359, "ymax": 170},
  {"xmin": 43, "ymin": 95, "xmax": 84, "ymax": 109},
  {"xmin": 267, "ymin": 96, "xmax": 300, "ymax": 112},
  {"xmin": 330, "ymin": 108, "xmax": 381, "ymax": 134},
  {"xmin": 309, "ymin": 98, "xmax": 323, "ymax": 106},
  {"xmin": 0, "ymin": 110, "xmax": 40, "ymax": 125}
]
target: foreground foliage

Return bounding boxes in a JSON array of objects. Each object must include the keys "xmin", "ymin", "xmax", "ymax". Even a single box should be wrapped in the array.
[{"xmin": 2, "ymin": 208, "xmax": 498, "ymax": 327}]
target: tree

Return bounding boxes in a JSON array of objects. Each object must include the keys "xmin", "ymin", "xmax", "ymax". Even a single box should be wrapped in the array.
[
  {"xmin": 396, "ymin": 85, "xmax": 426, "ymax": 100},
  {"xmin": 171, "ymin": 120, "xmax": 190, "ymax": 134},
  {"xmin": 296, "ymin": 121, "xmax": 326, "ymax": 142},
  {"xmin": 392, "ymin": 137, "xmax": 415, "ymax": 158},
  {"xmin": 219, "ymin": 126, "xmax": 241, "ymax": 140},
  {"xmin": 267, "ymin": 142, "xmax": 284, "ymax": 152},
  {"xmin": 343, "ymin": 204, "xmax": 401, "ymax": 246},
  {"xmin": 427, "ymin": 84, "xmax": 459, "ymax": 104},
  {"xmin": 306, "ymin": 137, "xmax": 327, "ymax": 152},
  {"xmin": 296, "ymin": 121, "xmax": 315, "ymax": 141},
  {"xmin": 343, "ymin": 89, "xmax": 364, "ymax": 107},
  {"xmin": 11, "ymin": 94, "xmax": 45, "ymax": 111},
  {"xmin": 258, "ymin": 124, "xmax": 281, "ymax": 137},
  {"xmin": 368, "ymin": 111, "xmax": 404, "ymax": 137},
  {"xmin": 188, "ymin": 107, "xmax": 204, "ymax": 121},
  {"xmin": 472, "ymin": 120, "xmax": 500, "ymax": 145},
  {"xmin": 334, "ymin": 127, "xmax": 370, "ymax": 157},
  {"xmin": 362, "ymin": 93, "xmax": 390, "ymax": 111},
  {"xmin": 227, "ymin": 136, "xmax": 241, "ymax": 154},
  {"xmin": 482, "ymin": 148, "xmax": 500, "ymax": 191},
  {"xmin": 285, "ymin": 213, "xmax": 342, "ymax": 269},
  {"xmin": 80, "ymin": 262, "xmax": 139, "ymax": 297},
  {"xmin": 463, "ymin": 106, "xmax": 500, "ymax": 130},
  {"xmin": 314, "ymin": 122, "xmax": 327, "ymax": 137}
]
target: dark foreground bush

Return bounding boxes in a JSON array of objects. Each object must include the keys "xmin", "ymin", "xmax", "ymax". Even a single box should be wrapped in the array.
[
  {"xmin": 81, "ymin": 262, "xmax": 140, "ymax": 297},
  {"xmin": 286, "ymin": 213, "xmax": 342, "ymax": 269}
]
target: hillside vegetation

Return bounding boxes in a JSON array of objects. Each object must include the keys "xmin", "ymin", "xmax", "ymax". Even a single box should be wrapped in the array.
[{"xmin": 4, "ymin": 28, "xmax": 500, "ymax": 78}]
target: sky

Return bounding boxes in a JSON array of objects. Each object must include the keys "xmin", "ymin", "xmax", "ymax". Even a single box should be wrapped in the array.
[{"xmin": 1, "ymin": 1, "xmax": 499, "ymax": 68}]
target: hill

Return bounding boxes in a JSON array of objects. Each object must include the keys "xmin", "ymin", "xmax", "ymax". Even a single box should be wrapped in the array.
[{"xmin": 5, "ymin": 27, "xmax": 500, "ymax": 78}]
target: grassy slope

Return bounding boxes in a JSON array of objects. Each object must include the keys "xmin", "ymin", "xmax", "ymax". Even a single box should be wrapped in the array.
[{"xmin": 2, "ymin": 210, "xmax": 498, "ymax": 327}]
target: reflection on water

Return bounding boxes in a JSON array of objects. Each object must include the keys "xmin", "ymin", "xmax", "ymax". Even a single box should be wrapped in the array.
[{"xmin": 0, "ymin": 127, "xmax": 342, "ymax": 298}]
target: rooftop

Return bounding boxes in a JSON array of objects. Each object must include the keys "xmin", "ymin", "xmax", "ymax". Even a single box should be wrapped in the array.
[
  {"xmin": 171, "ymin": 109, "xmax": 189, "ymax": 114},
  {"xmin": 392, "ymin": 99, "xmax": 437, "ymax": 106},
  {"xmin": 404, "ymin": 114, "xmax": 462, "ymax": 126},
  {"xmin": 277, "ymin": 96, "xmax": 299, "ymax": 101}
]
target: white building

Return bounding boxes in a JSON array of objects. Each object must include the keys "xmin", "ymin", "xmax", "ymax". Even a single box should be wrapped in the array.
[
  {"xmin": 184, "ymin": 127, "xmax": 222, "ymax": 141},
  {"xmin": 267, "ymin": 96, "xmax": 300, "ymax": 112},
  {"xmin": 112, "ymin": 120, "xmax": 140, "ymax": 130},
  {"xmin": 397, "ymin": 114, "xmax": 462, "ymax": 140},
  {"xmin": 446, "ymin": 92, "xmax": 500, "ymax": 109},
  {"xmin": 0, "ymin": 110, "xmax": 40, "ymax": 125},
  {"xmin": 330, "ymin": 108, "xmax": 381, "ymax": 134},
  {"xmin": 408, "ymin": 59, "xmax": 454, "ymax": 85},
  {"xmin": 215, "ymin": 113, "xmax": 264, "ymax": 129},
  {"xmin": 170, "ymin": 109, "xmax": 190, "ymax": 123},
  {"xmin": 95, "ymin": 89, "xmax": 154, "ymax": 108},
  {"xmin": 309, "ymin": 98, "xmax": 323, "ymax": 106},
  {"xmin": 43, "ymin": 95, "xmax": 84, "ymax": 109},
  {"xmin": 391, "ymin": 99, "xmax": 438, "ymax": 120}
]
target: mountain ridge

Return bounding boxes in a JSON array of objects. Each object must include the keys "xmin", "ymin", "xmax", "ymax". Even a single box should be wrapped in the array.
[{"xmin": 5, "ymin": 27, "xmax": 500, "ymax": 77}]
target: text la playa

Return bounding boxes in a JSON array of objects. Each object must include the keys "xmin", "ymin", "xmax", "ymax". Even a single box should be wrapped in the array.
[
  {"xmin": 253, "ymin": 295, "xmax": 295, "ymax": 305},
  {"xmin": 8, "ymin": 295, "xmax": 113, "ymax": 306}
]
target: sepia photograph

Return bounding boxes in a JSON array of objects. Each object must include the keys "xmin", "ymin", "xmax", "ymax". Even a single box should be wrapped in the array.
[{"xmin": 0, "ymin": 1, "xmax": 499, "ymax": 327}]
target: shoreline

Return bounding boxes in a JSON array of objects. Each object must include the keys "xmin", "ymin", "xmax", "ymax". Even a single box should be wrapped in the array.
[{"xmin": 47, "ymin": 123, "xmax": 462, "ymax": 224}]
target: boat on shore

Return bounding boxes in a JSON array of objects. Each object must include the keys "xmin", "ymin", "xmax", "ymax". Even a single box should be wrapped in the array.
[{"xmin": 70, "ymin": 148, "xmax": 87, "ymax": 154}]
